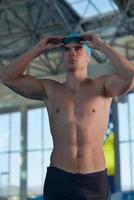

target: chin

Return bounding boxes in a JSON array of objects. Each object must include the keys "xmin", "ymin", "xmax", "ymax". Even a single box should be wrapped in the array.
[{"xmin": 67, "ymin": 63, "xmax": 78, "ymax": 70}]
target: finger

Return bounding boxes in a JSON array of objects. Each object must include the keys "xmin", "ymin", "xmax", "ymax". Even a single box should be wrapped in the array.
[
  {"xmin": 46, "ymin": 43, "xmax": 63, "ymax": 50},
  {"xmin": 47, "ymin": 37, "xmax": 64, "ymax": 45},
  {"xmin": 81, "ymin": 35, "xmax": 93, "ymax": 42}
]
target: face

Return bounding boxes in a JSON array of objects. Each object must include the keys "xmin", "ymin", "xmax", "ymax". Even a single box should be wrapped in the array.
[{"xmin": 63, "ymin": 43, "xmax": 90, "ymax": 70}]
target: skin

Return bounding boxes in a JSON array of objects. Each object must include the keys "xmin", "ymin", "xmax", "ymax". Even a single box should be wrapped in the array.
[{"xmin": 1, "ymin": 34, "xmax": 134, "ymax": 174}]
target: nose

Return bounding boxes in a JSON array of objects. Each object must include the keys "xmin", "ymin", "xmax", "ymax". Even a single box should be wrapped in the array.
[{"xmin": 69, "ymin": 47, "xmax": 76, "ymax": 55}]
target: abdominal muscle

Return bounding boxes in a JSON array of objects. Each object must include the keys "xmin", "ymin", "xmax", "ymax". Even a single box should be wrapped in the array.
[
  {"xmin": 49, "ymin": 123, "xmax": 106, "ymax": 174},
  {"xmin": 50, "ymin": 144, "xmax": 106, "ymax": 174}
]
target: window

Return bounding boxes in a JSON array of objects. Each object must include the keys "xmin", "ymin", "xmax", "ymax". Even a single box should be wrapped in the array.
[
  {"xmin": 65, "ymin": 0, "xmax": 118, "ymax": 18},
  {"xmin": 0, "ymin": 112, "xmax": 21, "ymax": 197},
  {"xmin": 27, "ymin": 107, "xmax": 53, "ymax": 196},
  {"xmin": 118, "ymin": 93, "xmax": 134, "ymax": 191}
]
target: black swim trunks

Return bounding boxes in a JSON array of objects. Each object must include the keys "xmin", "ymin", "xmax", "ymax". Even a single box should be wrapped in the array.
[{"xmin": 43, "ymin": 166, "xmax": 111, "ymax": 200}]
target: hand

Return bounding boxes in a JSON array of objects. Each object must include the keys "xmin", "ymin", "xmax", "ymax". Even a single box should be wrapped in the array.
[
  {"xmin": 81, "ymin": 34, "xmax": 107, "ymax": 52},
  {"xmin": 35, "ymin": 36, "xmax": 64, "ymax": 53}
]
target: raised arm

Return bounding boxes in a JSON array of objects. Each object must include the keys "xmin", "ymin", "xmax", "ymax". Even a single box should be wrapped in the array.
[
  {"xmin": 82, "ymin": 34, "xmax": 134, "ymax": 97},
  {"xmin": 1, "ymin": 36, "xmax": 63, "ymax": 100}
]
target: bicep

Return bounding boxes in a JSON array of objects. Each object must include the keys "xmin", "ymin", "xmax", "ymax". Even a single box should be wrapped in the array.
[
  {"xmin": 4, "ymin": 75, "xmax": 47, "ymax": 100},
  {"xmin": 104, "ymin": 74, "xmax": 134, "ymax": 97}
]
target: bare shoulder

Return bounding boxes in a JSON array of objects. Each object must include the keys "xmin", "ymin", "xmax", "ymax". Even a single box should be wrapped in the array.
[
  {"xmin": 40, "ymin": 78, "xmax": 62, "ymax": 97},
  {"xmin": 40, "ymin": 78, "xmax": 61, "ymax": 87},
  {"xmin": 87, "ymin": 75, "xmax": 112, "ymax": 97},
  {"xmin": 87, "ymin": 75, "xmax": 108, "ymax": 87},
  {"xmin": 92, "ymin": 74, "xmax": 109, "ymax": 82}
]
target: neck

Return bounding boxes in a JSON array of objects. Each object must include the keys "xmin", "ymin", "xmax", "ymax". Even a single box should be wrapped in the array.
[{"xmin": 65, "ymin": 67, "xmax": 88, "ymax": 90}]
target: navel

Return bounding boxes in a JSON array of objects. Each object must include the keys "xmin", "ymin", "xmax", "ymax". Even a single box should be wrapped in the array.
[
  {"xmin": 92, "ymin": 108, "xmax": 95, "ymax": 113},
  {"xmin": 77, "ymin": 149, "xmax": 81, "ymax": 158}
]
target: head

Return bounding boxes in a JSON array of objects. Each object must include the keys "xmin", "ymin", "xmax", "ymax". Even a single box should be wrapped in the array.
[{"xmin": 62, "ymin": 33, "xmax": 91, "ymax": 71}]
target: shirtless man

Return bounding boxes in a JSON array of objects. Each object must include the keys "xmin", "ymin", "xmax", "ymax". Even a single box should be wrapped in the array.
[{"xmin": 1, "ymin": 33, "xmax": 134, "ymax": 200}]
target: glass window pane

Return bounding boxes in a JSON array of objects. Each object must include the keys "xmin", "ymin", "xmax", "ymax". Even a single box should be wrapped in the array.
[
  {"xmin": 28, "ymin": 108, "xmax": 42, "ymax": 150},
  {"xmin": 128, "ymin": 93, "xmax": 134, "ymax": 140},
  {"xmin": 10, "ymin": 153, "xmax": 20, "ymax": 196},
  {"xmin": 66, "ymin": 0, "xmax": 118, "ymax": 18},
  {"xmin": 0, "ymin": 154, "xmax": 9, "ymax": 196},
  {"xmin": 0, "ymin": 114, "xmax": 10, "ymax": 152},
  {"xmin": 43, "ymin": 108, "xmax": 53, "ymax": 149},
  {"xmin": 44, "ymin": 150, "xmax": 52, "ymax": 178},
  {"xmin": 27, "ymin": 152, "xmax": 42, "ymax": 196},
  {"xmin": 0, "ymin": 112, "xmax": 21, "ymax": 197},
  {"xmin": 0, "ymin": 171, "xmax": 9, "ymax": 196},
  {"xmin": 118, "ymin": 102, "xmax": 129, "ymax": 142},
  {"xmin": 0, "ymin": 153, "xmax": 9, "ymax": 176},
  {"xmin": 11, "ymin": 112, "xmax": 21, "ymax": 151},
  {"xmin": 92, "ymin": 0, "xmax": 117, "ymax": 13},
  {"xmin": 132, "ymin": 142, "xmax": 134, "ymax": 190},
  {"xmin": 119, "ymin": 143, "xmax": 132, "ymax": 191},
  {"xmin": 68, "ymin": 1, "xmax": 91, "ymax": 17},
  {"xmin": 81, "ymin": 2, "xmax": 98, "ymax": 18}
]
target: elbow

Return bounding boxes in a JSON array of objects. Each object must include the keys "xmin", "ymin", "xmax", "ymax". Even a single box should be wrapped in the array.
[
  {"xmin": 1, "ymin": 80, "xmax": 11, "ymax": 88},
  {"xmin": 1, "ymin": 75, "xmax": 7, "ymax": 84},
  {"xmin": 0, "ymin": 70, "xmax": 10, "ymax": 84},
  {"xmin": 1, "ymin": 76, "xmax": 10, "ymax": 85},
  {"xmin": 1, "ymin": 73, "xmax": 21, "ymax": 85},
  {"xmin": 1, "ymin": 74, "xmax": 13, "ymax": 86}
]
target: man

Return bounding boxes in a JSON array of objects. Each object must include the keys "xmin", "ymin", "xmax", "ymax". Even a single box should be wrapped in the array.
[{"xmin": 1, "ymin": 33, "xmax": 134, "ymax": 200}]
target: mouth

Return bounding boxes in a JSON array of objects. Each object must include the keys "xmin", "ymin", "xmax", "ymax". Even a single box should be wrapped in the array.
[
  {"xmin": 68, "ymin": 59, "xmax": 78, "ymax": 64},
  {"xmin": 69, "ymin": 57, "xmax": 78, "ymax": 62}
]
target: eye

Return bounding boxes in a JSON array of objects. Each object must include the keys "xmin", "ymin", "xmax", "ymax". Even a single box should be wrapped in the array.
[
  {"xmin": 75, "ymin": 46, "xmax": 82, "ymax": 51},
  {"xmin": 64, "ymin": 47, "xmax": 69, "ymax": 52}
]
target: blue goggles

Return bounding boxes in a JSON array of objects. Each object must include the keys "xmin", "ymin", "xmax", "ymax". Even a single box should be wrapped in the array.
[
  {"xmin": 62, "ymin": 33, "xmax": 91, "ymax": 55},
  {"xmin": 63, "ymin": 36, "xmax": 84, "ymax": 45}
]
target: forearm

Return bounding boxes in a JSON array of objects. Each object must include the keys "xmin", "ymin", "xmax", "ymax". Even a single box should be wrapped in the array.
[
  {"xmin": 1, "ymin": 35, "xmax": 63, "ymax": 83},
  {"xmin": 100, "ymin": 42, "xmax": 134, "ymax": 79},
  {"xmin": 1, "ymin": 45, "xmax": 42, "ymax": 83}
]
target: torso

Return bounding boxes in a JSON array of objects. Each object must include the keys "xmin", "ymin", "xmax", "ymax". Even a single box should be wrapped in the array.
[{"xmin": 43, "ymin": 76, "xmax": 112, "ymax": 173}]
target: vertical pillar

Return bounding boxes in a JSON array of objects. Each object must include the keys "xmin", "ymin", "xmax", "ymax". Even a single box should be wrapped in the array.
[
  {"xmin": 112, "ymin": 100, "xmax": 121, "ymax": 191},
  {"xmin": 20, "ymin": 106, "xmax": 27, "ymax": 200}
]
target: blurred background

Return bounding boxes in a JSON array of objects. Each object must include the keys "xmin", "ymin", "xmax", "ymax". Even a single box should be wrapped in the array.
[{"xmin": 0, "ymin": 0, "xmax": 134, "ymax": 199}]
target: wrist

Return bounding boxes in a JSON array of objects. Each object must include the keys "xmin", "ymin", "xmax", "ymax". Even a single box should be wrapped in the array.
[
  {"xmin": 98, "ymin": 42, "xmax": 112, "ymax": 55},
  {"xmin": 30, "ymin": 44, "xmax": 45, "ymax": 57}
]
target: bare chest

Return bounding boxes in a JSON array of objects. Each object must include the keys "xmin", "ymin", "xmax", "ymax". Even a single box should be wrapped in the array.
[{"xmin": 46, "ymin": 88, "xmax": 111, "ymax": 121}]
